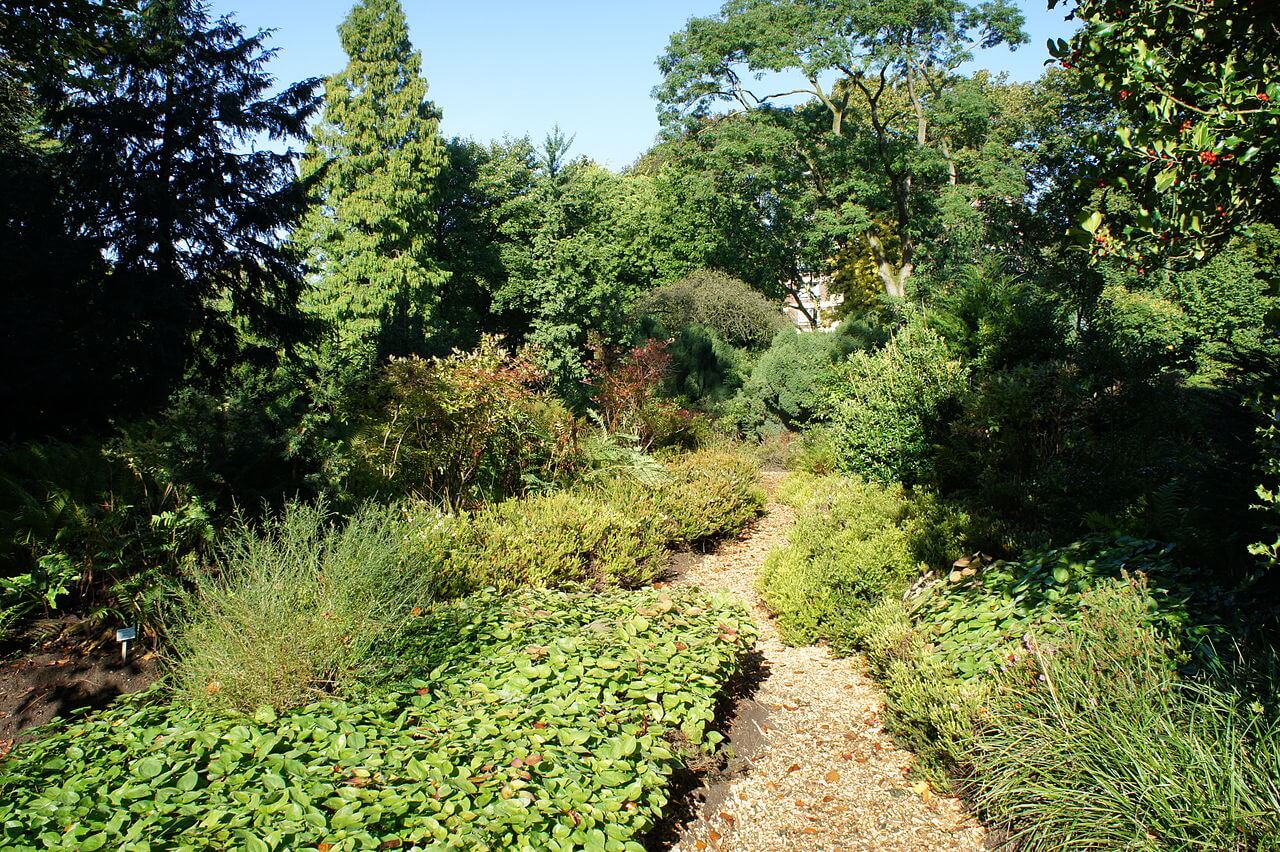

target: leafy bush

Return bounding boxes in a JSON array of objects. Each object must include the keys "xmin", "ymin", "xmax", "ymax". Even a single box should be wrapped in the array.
[
  {"xmin": 968, "ymin": 581, "xmax": 1280, "ymax": 850},
  {"xmin": 615, "ymin": 397, "xmax": 714, "ymax": 454},
  {"xmin": 924, "ymin": 269, "xmax": 1068, "ymax": 371},
  {"xmin": 1086, "ymin": 284, "xmax": 1196, "ymax": 381},
  {"xmin": 855, "ymin": 536, "xmax": 1240, "ymax": 789},
  {"xmin": 1162, "ymin": 231, "xmax": 1280, "ymax": 371},
  {"xmin": 1252, "ymin": 388, "xmax": 1280, "ymax": 571},
  {"xmin": 461, "ymin": 490, "xmax": 668, "ymax": 591},
  {"xmin": 758, "ymin": 474, "xmax": 965, "ymax": 652},
  {"xmin": 347, "ymin": 337, "xmax": 580, "ymax": 507},
  {"xmin": 172, "ymin": 502, "xmax": 437, "ymax": 712},
  {"xmin": 823, "ymin": 321, "xmax": 969, "ymax": 484},
  {"xmin": 587, "ymin": 337, "xmax": 704, "ymax": 452},
  {"xmin": 575, "ymin": 430, "xmax": 671, "ymax": 488},
  {"xmin": 0, "ymin": 586, "xmax": 757, "ymax": 851},
  {"xmin": 638, "ymin": 269, "xmax": 788, "ymax": 350}
]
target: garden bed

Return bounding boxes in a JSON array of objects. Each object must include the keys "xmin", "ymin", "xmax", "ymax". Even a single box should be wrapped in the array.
[{"xmin": 0, "ymin": 586, "xmax": 756, "ymax": 851}]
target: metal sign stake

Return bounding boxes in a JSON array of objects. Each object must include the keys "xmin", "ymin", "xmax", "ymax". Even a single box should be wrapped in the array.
[{"xmin": 116, "ymin": 627, "xmax": 137, "ymax": 663}]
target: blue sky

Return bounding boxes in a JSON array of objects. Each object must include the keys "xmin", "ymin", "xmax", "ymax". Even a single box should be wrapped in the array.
[{"xmin": 208, "ymin": 0, "xmax": 1079, "ymax": 169}]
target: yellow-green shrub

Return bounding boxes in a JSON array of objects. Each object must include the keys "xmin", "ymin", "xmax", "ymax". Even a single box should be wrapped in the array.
[
  {"xmin": 759, "ymin": 474, "xmax": 962, "ymax": 652},
  {"xmin": 462, "ymin": 490, "xmax": 667, "ymax": 591},
  {"xmin": 598, "ymin": 447, "xmax": 764, "ymax": 547},
  {"xmin": 859, "ymin": 598, "xmax": 986, "ymax": 785},
  {"xmin": 413, "ymin": 447, "xmax": 764, "ymax": 596}
]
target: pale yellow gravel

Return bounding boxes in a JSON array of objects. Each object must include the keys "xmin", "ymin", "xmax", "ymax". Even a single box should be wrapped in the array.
[{"xmin": 663, "ymin": 471, "xmax": 987, "ymax": 852}]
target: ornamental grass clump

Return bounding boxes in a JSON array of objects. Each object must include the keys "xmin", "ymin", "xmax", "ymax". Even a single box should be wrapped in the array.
[
  {"xmin": 172, "ymin": 501, "xmax": 437, "ymax": 711},
  {"xmin": 968, "ymin": 581, "xmax": 1280, "ymax": 850}
]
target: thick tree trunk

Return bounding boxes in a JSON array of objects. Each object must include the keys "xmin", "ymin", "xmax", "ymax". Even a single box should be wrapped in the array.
[{"xmin": 866, "ymin": 232, "xmax": 911, "ymax": 299}]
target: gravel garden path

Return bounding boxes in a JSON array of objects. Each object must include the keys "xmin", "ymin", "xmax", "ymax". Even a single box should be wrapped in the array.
[{"xmin": 661, "ymin": 470, "xmax": 987, "ymax": 851}]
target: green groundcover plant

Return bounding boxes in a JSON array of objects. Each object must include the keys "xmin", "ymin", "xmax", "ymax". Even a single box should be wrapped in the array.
[{"xmin": 0, "ymin": 586, "xmax": 756, "ymax": 851}]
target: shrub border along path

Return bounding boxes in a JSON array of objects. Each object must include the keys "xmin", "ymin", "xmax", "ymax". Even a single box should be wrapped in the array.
[{"xmin": 664, "ymin": 470, "xmax": 986, "ymax": 851}]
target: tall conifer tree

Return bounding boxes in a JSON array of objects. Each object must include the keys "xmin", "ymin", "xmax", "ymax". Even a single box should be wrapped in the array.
[
  {"xmin": 1, "ymin": 0, "xmax": 320, "ymax": 433},
  {"xmin": 297, "ymin": 0, "xmax": 448, "ymax": 359}
]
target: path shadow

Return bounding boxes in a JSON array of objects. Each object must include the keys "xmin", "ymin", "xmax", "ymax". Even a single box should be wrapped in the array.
[{"xmin": 645, "ymin": 646, "xmax": 772, "ymax": 850}]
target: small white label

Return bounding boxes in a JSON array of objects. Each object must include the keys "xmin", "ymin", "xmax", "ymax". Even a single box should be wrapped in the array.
[{"xmin": 116, "ymin": 627, "xmax": 137, "ymax": 642}]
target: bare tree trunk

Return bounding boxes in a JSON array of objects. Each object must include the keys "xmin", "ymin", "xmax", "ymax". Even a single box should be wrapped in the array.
[
  {"xmin": 866, "ymin": 233, "xmax": 910, "ymax": 299},
  {"xmin": 782, "ymin": 276, "xmax": 821, "ymax": 329}
]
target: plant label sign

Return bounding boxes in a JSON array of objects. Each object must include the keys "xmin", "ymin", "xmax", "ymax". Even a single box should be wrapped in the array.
[{"xmin": 116, "ymin": 627, "xmax": 137, "ymax": 662}]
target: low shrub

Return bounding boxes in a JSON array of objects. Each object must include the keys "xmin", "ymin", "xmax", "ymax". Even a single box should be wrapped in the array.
[
  {"xmin": 653, "ymin": 448, "xmax": 764, "ymax": 544},
  {"xmin": 860, "ymin": 597, "xmax": 986, "ymax": 785},
  {"xmin": 462, "ymin": 490, "xmax": 668, "ymax": 591},
  {"xmin": 786, "ymin": 426, "xmax": 839, "ymax": 476},
  {"xmin": 172, "ymin": 501, "xmax": 437, "ymax": 712},
  {"xmin": 758, "ymin": 474, "xmax": 965, "ymax": 652},
  {"xmin": 600, "ymin": 448, "xmax": 764, "ymax": 548},
  {"xmin": 406, "ymin": 447, "xmax": 761, "ymax": 597},
  {"xmin": 968, "ymin": 581, "xmax": 1280, "ymax": 850},
  {"xmin": 0, "ymin": 586, "xmax": 757, "ymax": 851}
]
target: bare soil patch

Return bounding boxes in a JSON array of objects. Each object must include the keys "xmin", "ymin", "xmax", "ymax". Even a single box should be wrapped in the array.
[{"xmin": 0, "ymin": 619, "xmax": 160, "ymax": 755}]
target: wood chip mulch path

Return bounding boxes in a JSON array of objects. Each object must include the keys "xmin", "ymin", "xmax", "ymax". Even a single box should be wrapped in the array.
[{"xmin": 662, "ymin": 470, "xmax": 987, "ymax": 851}]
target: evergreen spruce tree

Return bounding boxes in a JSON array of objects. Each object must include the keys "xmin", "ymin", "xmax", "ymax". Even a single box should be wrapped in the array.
[
  {"xmin": 298, "ymin": 0, "xmax": 449, "ymax": 359},
  {"xmin": 1, "ymin": 0, "xmax": 320, "ymax": 432}
]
